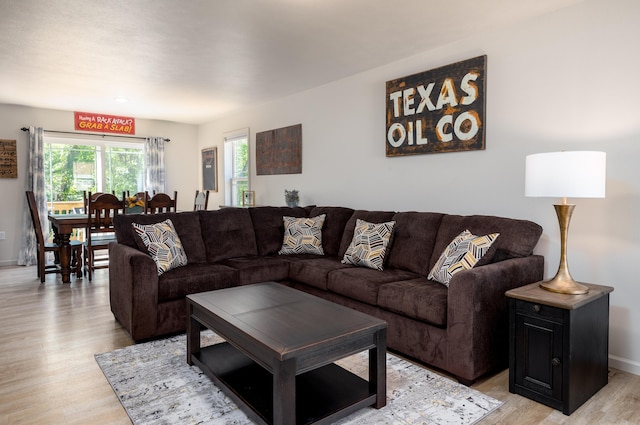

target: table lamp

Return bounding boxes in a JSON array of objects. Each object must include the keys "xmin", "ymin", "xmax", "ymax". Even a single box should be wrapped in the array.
[{"xmin": 525, "ymin": 151, "xmax": 606, "ymax": 294}]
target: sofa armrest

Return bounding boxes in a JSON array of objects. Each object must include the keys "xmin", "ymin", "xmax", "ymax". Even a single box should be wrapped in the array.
[
  {"xmin": 108, "ymin": 242, "xmax": 159, "ymax": 341},
  {"xmin": 445, "ymin": 255, "xmax": 544, "ymax": 382}
]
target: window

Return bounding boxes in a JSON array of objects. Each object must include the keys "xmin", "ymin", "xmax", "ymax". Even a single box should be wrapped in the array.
[
  {"xmin": 224, "ymin": 129, "xmax": 249, "ymax": 206},
  {"xmin": 44, "ymin": 136, "xmax": 145, "ymax": 213}
]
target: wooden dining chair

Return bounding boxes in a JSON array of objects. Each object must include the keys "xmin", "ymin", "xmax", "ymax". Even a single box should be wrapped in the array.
[
  {"xmin": 193, "ymin": 190, "xmax": 209, "ymax": 211},
  {"xmin": 146, "ymin": 191, "xmax": 178, "ymax": 213},
  {"xmin": 84, "ymin": 192, "xmax": 126, "ymax": 281},
  {"xmin": 25, "ymin": 191, "xmax": 82, "ymax": 283},
  {"xmin": 83, "ymin": 191, "xmax": 117, "ymax": 213},
  {"xmin": 83, "ymin": 190, "xmax": 122, "ymax": 213}
]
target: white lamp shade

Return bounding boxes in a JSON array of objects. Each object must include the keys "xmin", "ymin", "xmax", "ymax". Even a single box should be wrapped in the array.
[{"xmin": 525, "ymin": 151, "xmax": 606, "ymax": 198}]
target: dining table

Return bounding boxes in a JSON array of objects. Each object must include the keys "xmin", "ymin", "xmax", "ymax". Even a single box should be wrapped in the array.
[{"xmin": 48, "ymin": 213, "xmax": 88, "ymax": 283}]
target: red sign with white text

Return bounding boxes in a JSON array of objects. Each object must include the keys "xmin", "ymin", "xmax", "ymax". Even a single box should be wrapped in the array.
[{"xmin": 74, "ymin": 112, "xmax": 136, "ymax": 135}]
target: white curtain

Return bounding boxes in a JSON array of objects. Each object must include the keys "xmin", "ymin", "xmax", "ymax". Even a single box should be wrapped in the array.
[
  {"xmin": 17, "ymin": 127, "xmax": 47, "ymax": 266},
  {"xmin": 145, "ymin": 137, "xmax": 165, "ymax": 194}
]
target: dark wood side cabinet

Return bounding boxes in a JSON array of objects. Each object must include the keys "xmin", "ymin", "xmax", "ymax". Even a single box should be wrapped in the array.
[{"xmin": 506, "ymin": 282, "xmax": 614, "ymax": 415}]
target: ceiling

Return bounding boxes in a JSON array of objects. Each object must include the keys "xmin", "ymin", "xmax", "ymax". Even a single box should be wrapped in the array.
[{"xmin": 0, "ymin": 0, "xmax": 582, "ymax": 125}]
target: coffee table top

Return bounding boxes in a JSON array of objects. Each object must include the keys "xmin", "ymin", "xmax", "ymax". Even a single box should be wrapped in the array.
[{"xmin": 187, "ymin": 282, "xmax": 387, "ymax": 360}]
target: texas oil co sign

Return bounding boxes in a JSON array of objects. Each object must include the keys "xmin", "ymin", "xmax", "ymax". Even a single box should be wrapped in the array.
[{"xmin": 386, "ymin": 55, "xmax": 486, "ymax": 157}]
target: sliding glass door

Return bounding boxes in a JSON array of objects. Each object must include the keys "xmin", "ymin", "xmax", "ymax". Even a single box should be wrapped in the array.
[{"xmin": 44, "ymin": 136, "xmax": 144, "ymax": 214}]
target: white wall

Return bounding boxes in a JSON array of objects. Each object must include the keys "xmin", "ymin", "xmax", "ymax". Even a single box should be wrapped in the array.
[
  {"xmin": 0, "ymin": 104, "xmax": 199, "ymax": 265},
  {"xmin": 199, "ymin": 0, "xmax": 640, "ymax": 374}
]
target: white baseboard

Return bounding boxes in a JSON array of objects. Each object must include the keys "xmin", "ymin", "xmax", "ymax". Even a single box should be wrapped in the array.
[
  {"xmin": 609, "ymin": 355, "xmax": 640, "ymax": 376},
  {"xmin": 0, "ymin": 259, "xmax": 18, "ymax": 267}
]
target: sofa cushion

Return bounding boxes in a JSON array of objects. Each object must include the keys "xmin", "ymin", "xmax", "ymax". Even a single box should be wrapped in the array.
[
  {"xmin": 430, "ymin": 214, "xmax": 543, "ymax": 270},
  {"xmin": 288, "ymin": 256, "xmax": 351, "ymax": 290},
  {"xmin": 428, "ymin": 230, "xmax": 500, "ymax": 286},
  {"xmin": 308, "ymin": 206, "xmax": 355, "ymax": 256},
  {"xmin": 338, "ymin": 210, "xmax": 396, "ymax": 258},
  {"xmin": 378, "ymin": 278, "xmax": 449, "ymax": 327},
  {"xmin": 278, "ymin": 214, "xmax": 326, "ymax": 255},
  {"xmin": 341, "ymin": 219, "xmax": 396, "ymax": 270},
  {"xmin": 132, "ymin": 219, "xmax": 188, "ymax": 276},
  {"xmin": 327, "ymin": 267, "xmax": 419, "ymax": 305},
  {"xmin": 249, "ymin": 206, "xmax": 309, "ymax": 256},
  {"xmin": 199, "ymin": 208, "xmax": 258, "ymax": 262},
  {"xmin": 157, "ymin": 263, "xmax": 238, "ymax": 302},
  {"xmin": 386, "ymin": 212, "xmax": 445, "ymax": 275},
  {"xmin": 221, "ymin": 255, "xmax": 292, "ymax": 285},
  {"xmin": 114, "ymin": 211, "xmax": 207, "ymax": 263}
]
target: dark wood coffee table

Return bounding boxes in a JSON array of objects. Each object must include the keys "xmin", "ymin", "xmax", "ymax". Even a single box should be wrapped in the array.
[{"xmin": 186, "ymin": 282, "xmax": 387, "ymax": 425}]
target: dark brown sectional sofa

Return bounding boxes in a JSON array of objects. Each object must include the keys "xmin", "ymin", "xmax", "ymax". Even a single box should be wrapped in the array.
[{"xmin": 109, "ymin": 205, "xmax": 543, "ymax": 383}]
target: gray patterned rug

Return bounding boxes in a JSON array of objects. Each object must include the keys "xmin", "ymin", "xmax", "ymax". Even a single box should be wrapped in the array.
[{"xmin": 95, "ymin": 332, "xmax": 502, "ymax": 425}]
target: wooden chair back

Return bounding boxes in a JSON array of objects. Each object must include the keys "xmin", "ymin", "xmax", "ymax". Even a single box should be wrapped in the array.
[
  {"xmin": 193, "ymin": 190, "xmax": 209, "ymax": 211},
  {"xmin": 83, "ymin": 190, "xmax": 121, "ymax": 213},
  {"xmin": 25, "ymin": 191, "xmax": 46, "ymax": 249},
  {"xmin": 87, "ymin": 193, "xmax": 126, "ymax": 234},
  {"xmin": 83, "ymin": 191, "xmax": 103, "ymax": 213},
  {"xmin": 146, "ymin": 191, "xmax": 178, "ymax": 213},
  {"xmin": 84, "ymin": 192, "xmax": 126, "ymax": 280}
]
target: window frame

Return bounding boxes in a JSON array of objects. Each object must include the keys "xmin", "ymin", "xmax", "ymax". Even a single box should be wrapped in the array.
[
  {"xmin": 223, "ymin": 128, "xmax": 250, "ymax": 207},
  {"xmin": 43, "ymin": 134, "xmax": 145, "ymax": 207}
]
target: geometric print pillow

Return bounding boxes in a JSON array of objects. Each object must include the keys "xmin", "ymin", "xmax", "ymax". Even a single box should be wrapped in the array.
[
  {"xmin": 428, "ymin": 229, "xmax": 500, "ymax": 286},
  {"xmin": 341, "ymin": 219, "xmax": 396, "ymax": 271},
  {"xmin": 132, "ymin": 219, "xmax": 188, "ymax": 276},
  {"xmin": 278, "ymin": 214, "xmax": 326, "ymax": 255}
]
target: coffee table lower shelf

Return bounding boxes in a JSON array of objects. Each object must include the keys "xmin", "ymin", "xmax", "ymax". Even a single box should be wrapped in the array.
[{"xmin": 191, "ymin": 342, "xmax": 376, "ymax": 425}]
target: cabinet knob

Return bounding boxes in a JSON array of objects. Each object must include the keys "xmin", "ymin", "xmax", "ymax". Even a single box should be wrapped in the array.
[
  {"xmin": 551, "ymin": 357, "xmax": 561, "ymax": 367},
  {"xmin": 532, "ymin": 304, "xmax": 541, "ymax": 312}
]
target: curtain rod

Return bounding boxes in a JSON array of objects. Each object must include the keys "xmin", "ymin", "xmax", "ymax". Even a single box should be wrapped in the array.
[{"xmin": 20, "ymin": 127, "xmax": 170, "ymax": 142}]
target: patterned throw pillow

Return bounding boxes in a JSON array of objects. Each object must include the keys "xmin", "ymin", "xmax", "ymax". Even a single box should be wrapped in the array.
[
  {"xmin": 341, "ymin": 219, "xmax": 396, "ymax": 271},
  {"xmin": 428, "ymin": 230, "xmax": 500, "ymax": 286},
  {"xmin": 132, "ymin": 219, "xmax": 188, "ymax": 276},
  {"xmin": 278, "ymin": 214, "xmax": 326, "ymax": 255}
]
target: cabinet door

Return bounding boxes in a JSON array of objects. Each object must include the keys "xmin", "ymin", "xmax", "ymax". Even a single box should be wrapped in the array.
[{"xmin": 514, "ymin": 312, "xmax": 563, "ymax": 400}]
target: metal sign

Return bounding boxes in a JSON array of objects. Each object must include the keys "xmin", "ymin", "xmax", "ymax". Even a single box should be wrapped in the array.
[
  {"xmin": 386, "ymin": 55, "xmax": 486, "ymax": 157},
  {"xmin": 74, "ymin": 111, "xmax": 136, "ymax": 135}
]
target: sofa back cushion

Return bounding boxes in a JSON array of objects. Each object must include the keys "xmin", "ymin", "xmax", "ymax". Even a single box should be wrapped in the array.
[
  {"xmin": 386, "ymin": 212, "xmax": 445, "ymax": 275},
  {"xmin": 199, "ymin": 208, "xmax": 258, "ymax": 262},
  {"xmin": 337, "ymin": 210, "xmax": 396, "ymax": 258},
  {"xmin": 248, "ymin": 206, "xmax": 309, "ymax": 256},
  {"xmin": 113, "ymin": 211, "xmax": 207, "ymax": 263},
  {"xmin": 308, "ymin": 206, "xmax": 355, "ymax": 256},
  {"xmin": 430, "ymin": 214, "xmax": 543, "ymax": 270}
]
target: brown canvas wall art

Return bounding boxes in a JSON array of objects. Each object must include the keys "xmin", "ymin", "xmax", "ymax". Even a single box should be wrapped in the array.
[{"xmin": 256, "ymin": 124, "xmax": 302, "ymax": 175}]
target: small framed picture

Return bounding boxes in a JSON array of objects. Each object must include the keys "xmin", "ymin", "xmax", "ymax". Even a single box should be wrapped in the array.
[
  {"xmin": 201, "ymin": 147, "xmax": 218, "ymax": 192},
  {"xmin": 242, "ymin": 190, "xmax": 255, "ymax": 206}
]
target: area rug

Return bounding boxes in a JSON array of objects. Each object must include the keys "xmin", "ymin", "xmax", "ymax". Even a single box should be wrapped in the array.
[{"xmin": 95, "ymin": 332, "xmax": 502, "ymax": 425}]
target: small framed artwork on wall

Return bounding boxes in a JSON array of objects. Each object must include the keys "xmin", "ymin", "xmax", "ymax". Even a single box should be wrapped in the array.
[
  {"xmin": 0, "ymin": 139, "xmax": 17, "ymax": 178},
  {"xmin": 242, "ymin": 190, "xmax": 255, "ymax": 207},
  {"xmin": 201, "ymin": 147, "xmax": 218, "ymax": 192}
]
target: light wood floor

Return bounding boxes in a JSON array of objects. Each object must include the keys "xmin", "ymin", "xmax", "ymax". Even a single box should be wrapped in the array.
[{"xmin": 1, "ymin": 265, "xmax": 638, "ymax": 425}]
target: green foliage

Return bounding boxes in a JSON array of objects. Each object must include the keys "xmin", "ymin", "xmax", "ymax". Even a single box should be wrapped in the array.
[
  {"xmin": 45, "ymin": 144, "xmax": 94, "ymax": 202},
  {"xmin": 233, "ymin": 140, "xmax": 248, "ymax": 178},
  {"xmin": 229, "ymin": 139, "xmax": 249, "ymax": 206},
  {"xmin": 234, "ymin": 180, "xmax": 249, "ymax": 206},
  {"xmin": 106, "ymin": 147, "xmax": 145, "ymax": 197},
  {"xmin": 44, "ymin": 143, "xmax": 144, "ymax": 202}
]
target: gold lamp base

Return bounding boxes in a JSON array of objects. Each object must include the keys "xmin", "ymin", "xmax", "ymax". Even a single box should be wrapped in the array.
[
  {"xmin": 539, "ymin": 276, "xmax": 589, "ymax": 295},
  {"xmin": 539, "ymin": 202, "xmax": 590, "ymax": 295}
]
